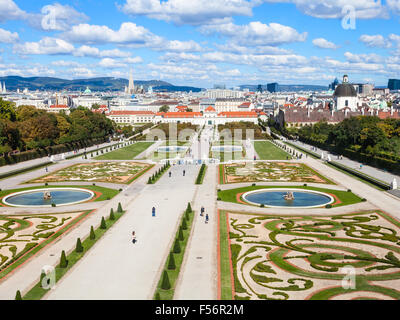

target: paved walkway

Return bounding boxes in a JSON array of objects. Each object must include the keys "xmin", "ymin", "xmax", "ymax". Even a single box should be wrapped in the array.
[
  {"xmin": 174, "ymin": 128, "xmax": 218, "ymax": 300},
  {"xmin": 288, "ymin": 139, "xmax": 400, "ymax": 187},
  {"xmin": 44, "ymin": 163, "xmax": 198, "ymax": 300},
  {"xmin": 0, "ymin": 164, "xmax": 156, "ymax": 299}
]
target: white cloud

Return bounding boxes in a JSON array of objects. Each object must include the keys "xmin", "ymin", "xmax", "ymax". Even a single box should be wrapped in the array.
[
  {"xmin": 98, "ymin": 58, "xmax": 127, "ymax": 69},
  {"xmin": 265, "ymin": 0, "xmax": 388, "ymax": 19},
  {"xmin": 51, "ymin": 60, "xmax": 82, "ymax": 67},
  {"xmin": 124, "ymin": 56, "xmax": 143, "ymax": 64},
  {"xmin": 120, "ymin": 0, "xmax": 257, "ymax": 25},
  {"xmin": 312, "ymin": 38, "xmax": 338, "ymax": 49},
  {"xmin": 63, "ymin": 22, "xmax": 163, "ymax": 46},
  {"xmin": 74, "ymin": 45, "xmax": 132, "ymax": 58},
  {"xmin": 344, "ymin": 52, "xmax": 383, "ymax": 63},
  {"xmin": 0, "ymin": 28, "xmax": 18, "ymax": 43},
  {"xmin": 40, "ymin": 3, "xmax": 88, "ymax": 31},
  {"xmin": 200, "ymin": 21, "xmax": 307, "ymax": 46},
  {"xmin": 359, "ymin": 34, "xmax": 392, "ymax": 48},
  {"xmin": 161, "ymin": 40, "xmax": 202, "ymax": 52},
  {"xmin": 0, "ymin": 0, "xmax": 26, "ymax": 22},
  {"xmin": 14, "ymin": 37, "xmax": 75, "ymax": 55},
  {"xmin": 387, "ymin": 0, "xmax": 400, "ymax": 15}
]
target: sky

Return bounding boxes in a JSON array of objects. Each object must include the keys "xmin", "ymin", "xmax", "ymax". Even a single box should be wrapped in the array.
[{"xmin": 0, "ymin": 0, "xmax": 400, "ymax": 88}]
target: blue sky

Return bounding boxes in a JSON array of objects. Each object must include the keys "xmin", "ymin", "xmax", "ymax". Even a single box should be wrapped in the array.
[{"xmin": 0, "ymin": 0, "xmax": 400, "ymax": 88}]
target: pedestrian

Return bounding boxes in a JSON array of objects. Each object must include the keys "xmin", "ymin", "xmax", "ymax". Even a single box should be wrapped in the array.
[
  {"xmin": 183, "ymin": 170, "xmax": 186, "ymax": 176},
  {"xmin": 169, "ymin": 171, "xmax": 172, "ymax": 178},
  {"xmin": 45, "ymin": 166, "xmax": 48, "ymax": 173},
  {"xmin": 132, "ymin": 231, "xmax": 137, "ymax": 244},
  {"xmin": 205, "ymin": 214, "xmax": 209, "ymax": 224},
  {"xmin": 152, "ymin": 207, "xmax": 156, "ymax": 217},
  {"xmin": 200, "ymin": 206, "xmax": 205, "ymax": 216}
]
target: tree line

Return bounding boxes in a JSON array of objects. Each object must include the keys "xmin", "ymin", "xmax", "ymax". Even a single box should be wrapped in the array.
[
  {"xmin": 0, "ymin": 98, "xmax": 115, "ymax": 156},
  {"xmin": 290, "ymin": 116, "xmax": 400, "ymax": 161}
]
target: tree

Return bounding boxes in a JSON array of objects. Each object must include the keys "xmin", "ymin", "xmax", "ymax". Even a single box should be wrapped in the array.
[
  {"xmin": 0, "ymin": 98, "xmax": 16, "ymax": 121},
  {"xmin": 59, "ymin": 250, "xmax": 68, "ymax": 268},
  {"xmin": 15, "ymin": 290, "xmax": 22, "ymax": 300},
  {"xmin": 117, "ymin": 202, "xmax": 123, "ymax": 213},
  {"xmin": 161, "ymin": 270, "xmax": 171, "ymax": 290},
  {"xmin": 90, "ymin": 226, "xmax": 96, "ymax": 240},
  {"xmin": 75, "ymin": 238, "xmax": 83, "ymax": 253},
  {"xmin": 186, "ymin": 202, "xmax": 192, "ymax": 213},
  {"xmin": 173, "ymin": 239, "xmax": 181, "ymax": 254},
  {"xmin": 178, "ymin": 227, "xmax": 184, "ymax": 241},
  {"xmin": 167, "ymin": 252, "xmax": 176, "ymax": 270},
  {"xmin": 159, "ymin": 105, "xmax": 170, "ymax": 113},
  {"xmin": 182, "ymin": 218, "xmax": 188, "ymax": 230},
  {"xmin": 100, "ymin": 216, "xmax": 107, "ymax": 229},
  {"xmin": 110, "ymin": 208, "xmax": 115, "ymax": 220}
]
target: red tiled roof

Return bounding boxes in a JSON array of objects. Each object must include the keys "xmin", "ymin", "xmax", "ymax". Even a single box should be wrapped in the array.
[
  {"xmin": 205, "ymin": 106, "xmax": 216, "ymax": 112},
  {"xmin": 109, "ymin": 111, "xmax": 155, "ymax": 116},
  {"xmin": 162, "ymin": 112, "xmax": 202, "ymax": 118},
  {"xmin": 218, "ymin": 111, "xmax": 258, "ymax": 118}
]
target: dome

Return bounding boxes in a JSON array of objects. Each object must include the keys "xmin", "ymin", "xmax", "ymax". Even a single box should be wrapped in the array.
[{"xmin": 334, "ymin": 83, "xmax": 357, "ymax": 97}]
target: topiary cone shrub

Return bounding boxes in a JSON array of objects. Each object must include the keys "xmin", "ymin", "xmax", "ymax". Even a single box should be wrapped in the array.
[
  {"xmin": 90, "ymin": 226, "xmax": 96, "ymax": 240},
  {"xmin": 117, "ymin": 202, "xmax": 123, "ymax": 213},
  {"xmin": 182, "ymin": 218, "xmax": 188, "ymax": 230},
  {"xmin": 15, "ymin": 290, "xmax": 22, "ymax": 300},
  {"xmin": 75, "ymin": 238, "xmax": 83, "ymax": 253},
  {"xmin": 173, "ymin": 239, "xmax": 181, "ymax": 254},
  {"xmin": 110, "ymin": 208, "xmax": 115, "ymax": 220},
  {"xmin": 100, "ymin": 216, "xmax": 107, "ymax": 229},
  {"xmin": 59, "ymin": 250, "xmax": 68, "ymax": 268},
  {"xmin": 186, "ymin": 202, "xmax": 192, "ymax": 213},
  {"xmin": 167, "ymin": 252, "xmax": 176, "ymax": 270},
  {"xmin": 178, "ymin": 227, "xmax": 184, "ymax": 241},
  {"xmin": 161, "ymin": 270, "xmax": 171, "ymax": 290}
]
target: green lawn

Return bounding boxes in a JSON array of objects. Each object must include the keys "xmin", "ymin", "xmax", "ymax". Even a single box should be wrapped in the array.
[
  {"xmin": 0, "ymin": 185, "xmax": 120, "ymax": 203},
  {"xmin": 218, "ymin": 185, "xmax": 363, "ymax": 208},
  {"xmin": 0, "ymin": 210, "xmax": 93, "ymax": 281},
  {"xmin": 253, "ymin": 140, "xmax": 291, "ymax": 160},
  {"xmin": 219, "ymin": 210, "xmax": 233, "ymax": 300},
  {"xmin": 94, "ymin": 142, "xmax": 153, "ymax": 160},
  {"xmin": 153, "ymin": 207, "xmax": 195, "ymax": 300},
  {"xmin": 22, "ymin": 208, "xmax": 126, "ymax": 300}
]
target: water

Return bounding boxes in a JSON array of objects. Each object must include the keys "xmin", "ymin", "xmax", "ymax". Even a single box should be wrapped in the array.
[
  {"xmin": 5, "ymin": 189, "xmax": 93, "ymax": 207},
  {"xmin": 157, "ymin": 146, "xmax": 188, "ymax": 153},
  {"xmin": 244, "ymin": 190, "xmax": 332, "ymax": 207},
  {"xmin": 211, "ymin": 146, "xmax": 243, "ymax": 152}
]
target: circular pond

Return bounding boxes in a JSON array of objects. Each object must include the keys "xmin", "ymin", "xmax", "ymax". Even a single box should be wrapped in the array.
[
  {"xmin": 211, "ymin": 145, "xmax": 243, "ymax": 152},
  {"xmin": 3, "ymin": 188, "xmax": 95, "ymax": 207},
  {"xmin": 157, "ymin": 146, "xmax": 188, "ymax": 153},
  {"xmin": 242, "ymin": 188, "xmax": 334, "ymax": 208}
]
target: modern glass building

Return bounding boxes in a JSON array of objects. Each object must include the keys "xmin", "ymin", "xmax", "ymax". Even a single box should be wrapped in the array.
[{"xmin": 388, "ymin": 79, "xmax": 400, "ymax": 91}]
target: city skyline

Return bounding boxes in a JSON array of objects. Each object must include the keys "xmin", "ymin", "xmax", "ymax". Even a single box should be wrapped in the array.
[{"xmin": 0, "ymin": 0, "xmax": 400, "ymax": 87}]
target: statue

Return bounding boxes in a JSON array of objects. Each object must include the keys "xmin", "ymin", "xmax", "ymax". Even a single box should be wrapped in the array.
[
  {"xmin": 392, "ymin": 178, "xmax": 397, "ymax": 190},
  {"xmin": 283, "ymin": 191, "xmax": 295, "ymax": 201},
  {"xmin": 43, "ymin": 191, "xmax": 52, "ymax": 200}
]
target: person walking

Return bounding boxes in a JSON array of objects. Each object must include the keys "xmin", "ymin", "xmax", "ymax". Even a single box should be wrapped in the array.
[
  {"xmin": 183, "ymin": 169, "xmax": 186, "ymax": 176},
  {"xmin": 152, "ymin": 207, "xmax": 156, "ymax": 217},
  {"xmin": 132, "ymin": 231, "xmax": 137, "ymax": 244},
  {"xmin": 205, "ymin": 214, "xmax": 209, "ymax": 224},
  {"xmin": 45, "ymin": 166, "xmax": 48, "ymax": 173},
  {"xmin": 200, "ymin": 206, "xmax": 205, "ymax": 216},
  {"xmin": 169, "ymin": 171, "xmax": 172, "ymax": 178}
]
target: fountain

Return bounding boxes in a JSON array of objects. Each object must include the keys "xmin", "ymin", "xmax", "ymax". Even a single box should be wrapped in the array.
[
  {"xmin": 242, "ymin": 188, "xmax": 334, "ymax": 208},
  {"xmin": 3, "ymin": 188, "xmax": 95, "ymax": 207},
  {"xmin": 43, "ymin": 191, "xmax": 52, "ymax": 200}
]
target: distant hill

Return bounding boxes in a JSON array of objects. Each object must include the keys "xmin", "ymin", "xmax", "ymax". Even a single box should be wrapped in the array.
[
  {"xmin": 154, "ymin": 85, "xmax": 203, "ymax": 93},
  {"xmin": 240, "ymin": 84, "xmax": 328, "ymax": 92},
  {"xmin": 0, "ymin": 76, "xmax": 173, "ymax": 92}
]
